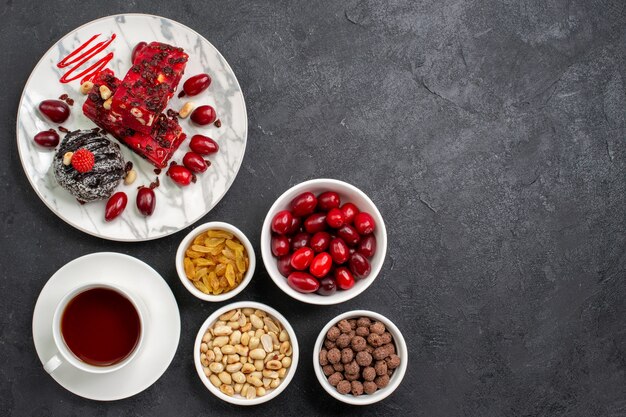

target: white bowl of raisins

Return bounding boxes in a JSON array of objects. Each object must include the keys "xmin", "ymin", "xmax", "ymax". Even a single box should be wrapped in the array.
[{"xmin": 176, "ymin": 221, "xmax": 255, "ymax": 302}]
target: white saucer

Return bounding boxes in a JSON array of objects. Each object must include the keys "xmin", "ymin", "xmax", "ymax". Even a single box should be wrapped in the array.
[{"xmin": 32, "ymin": 252, "xmax": 181, "ymax": 401}]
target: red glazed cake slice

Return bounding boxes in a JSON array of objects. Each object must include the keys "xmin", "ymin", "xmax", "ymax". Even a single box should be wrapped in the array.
[
  {"xmin": 111, "ymin": 42, "xmax": 188, "ymax": 134},
  {"xmin": 82, "ymin": 69, "xmax": 124, "ymax": 132},
  {"xmin": 121, "ymin": 113, "xmax": 186, "ymax": 168},
  {"xmin": 83, "ymin": 69, "xmax": 186, "ymax": 168}
]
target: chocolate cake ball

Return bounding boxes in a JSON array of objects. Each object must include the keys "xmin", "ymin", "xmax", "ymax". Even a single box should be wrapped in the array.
[{"xmin": 53, "ymin": 129, "xmax": 125, "ymax": 202}]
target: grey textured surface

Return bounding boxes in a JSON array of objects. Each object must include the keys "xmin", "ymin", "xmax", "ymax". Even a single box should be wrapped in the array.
[{"xmin": 1, "ymin": 0, "xmax": 625, "ymax": 416}]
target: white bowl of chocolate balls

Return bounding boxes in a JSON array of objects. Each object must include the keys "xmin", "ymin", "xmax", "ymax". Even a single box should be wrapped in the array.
[{"xmin": 312, "ymin": 310, "xmax": 407, "ymax": 405}]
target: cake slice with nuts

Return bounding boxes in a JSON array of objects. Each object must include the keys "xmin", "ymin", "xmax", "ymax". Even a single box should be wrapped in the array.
[
  {"xmin": 83, "ymin": 69, "xmax": 187, "ymax": 168},
  {"xmin": 111, "ymin": 42, "xmax": 188, "ymax": 134}
]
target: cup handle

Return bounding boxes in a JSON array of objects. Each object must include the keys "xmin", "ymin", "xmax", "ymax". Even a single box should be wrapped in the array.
[{"xmin": 44, "ymin": 354, "xmax": 63, "ymax": 374}]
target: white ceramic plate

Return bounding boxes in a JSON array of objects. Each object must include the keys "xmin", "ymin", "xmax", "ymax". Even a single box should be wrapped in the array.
[
  {"xmin": 32, "ymin": 252, "xmax": 181, "ymax": 401},
  {"xmin": 17, "ymin": 14, "xmax": 247, "ymax": 241}
]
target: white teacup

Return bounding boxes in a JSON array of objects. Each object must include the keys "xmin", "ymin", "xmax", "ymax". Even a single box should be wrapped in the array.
[{"xmin": 44, "ymin": 283, "xmax": 145, "ymax": 374}]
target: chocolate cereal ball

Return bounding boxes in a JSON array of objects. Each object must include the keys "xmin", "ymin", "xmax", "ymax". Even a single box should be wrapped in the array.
[
  {"xmin": 336, "ymin": 333, "xmax": 351, "ymax": 349},
  {"xmin": 333, "ymin": 362, "xmax": 344, "ymax": 372},
  {"xmin": 319, "ymin": 349, "xmax": 328, "ymax": 365},
  {"xmin": 374, "ymin": 360, "xmax": 388, "ymax": 376},
  {"xmin": 337, "ymin": 320, "xmax": 351, "ymax": 333},
  {"xmin": 365, "ymin": 345, "xmax": 375, "ymax": 354},
  {"xmin": 370, "ymin": 321, "xmax": 385, "ymax": 335},
  {"xmin": 348, "ymin": 319, "xmax": 357, "ymax": 329},
  {"xmin": 324, "ymin": 339, "xmax": 336, "ymax": 350},
  {"xmin": 336, "ymin": 380, "xmax": 351, "ymax": 394},
  {"xmin": 383, "ymin": 343, "xmax": 396, "ymax": 355},
  {"xmin": 363, "ymin": 381, "xmax": 378, "ymax": 394},
  {"xmin": 357, "ymin": 317, "xmax": 371, "ymax": 327},
  {"xmin": 356, "ymin": 351, "xmax": 373, "ymax": 367},
  {"xmin": 351, "ymin": 380, "xmax": 364, "ymax": 396},
  {"xmin": 327, "ymin": 348, "xmax": 341, "ymax": 364},
  {"xmin": 322, "ymin": 365, "xmax": 334, "ymax": 376},
  {"xmin": 367, "ymin": 333, "xmax": 383, "ymax": 347},
  {"xmin": 380, "ymin": 332, "xmax": 392, "ymax": 344},
  {"xmin": 326, "ymin": 326, "xmax": 341, "ymax": 341},
  {"xmin": 356, "ymin": 326, "xmax": 370, "ymax": 337},
  {"xmin": 374, "ymin": 374, "xmax": 390, "ymax": 388},
  {"xmin": 386, "ymin": 354, "xmax": 401, "ymax": 369},
  {"xmin": 362, "ymin": 366, "xmax": 376, "ymax": 381},
  {"xmin": 328, "ymin": 372, "xmax": 344, "ymax": 386},
  {"xmin": 345, "ymin": 360, "xmax": 360, "ymax": 375},
  {"xmin": 348, "ymin": 330, "xmax": 356, "ymax": 339},
  {"xmin": 351, "ymin": 336, "xmax": 367, "ymax": 352},
  {"xmin": 341, "ymin": 348, "xmax": 354, "ymax": 364},
  {"xmin": 344, "ymin": 371, "xmax": 360, "ymax": 381},
  {"xmin": 373, "ymin": 346, "xmax": 389, "ymax": 360}
]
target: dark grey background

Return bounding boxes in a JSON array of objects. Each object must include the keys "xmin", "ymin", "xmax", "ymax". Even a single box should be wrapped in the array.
[{"xmin": 1, "ymin": 0, "xmax": 625, "ymax": 416}]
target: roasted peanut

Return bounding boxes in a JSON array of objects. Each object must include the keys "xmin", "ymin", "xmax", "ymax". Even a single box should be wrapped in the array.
[
  {"xmin": 230, "ymin": 330, "xmax": 242, "ymax": 345},
  {"xmin": 220, "ymin": 384, "xmax": 234, "ymax": 396},
  {"xmin": 279, "ymin": 330, "xmax": 289, "ymax": 342},
  {"xmin": 232, "ymin": 371, "xmax": 246, "ymax": 384},
  {"xmin": 220, "ymin": 310, "xmax": 237, "ymax": 321},
  {"xmin": 281, "ymin": 356, "xmax": 292, "ymax": 368},
  {"xmin": 262, "ymin": 369, "xmax": 279, "ymax": 379},
  {"xmin": 213, "ymin": 336, "xmax": 229, "ymax": 347},
  {"xmin": 124, "ymin": 169, "xmax": 137, "ymax": 185},
  {"xmin": 247, "ymin": 376, "xmax": 263, "ymax": 387},
  {"xmin": 62, "ymin": 152, "xmax": 73, "ymax": 166},
  {"xmin": 241, "ymin": 363, "xmax": 256, "ymax": 374},
  {"xmin": 261, "ymin": 334, "xmax": 273, "ymax": 352},
  {"xmin": 214, "ymin": 325, "xmax": 233, "ymax": 336},
  {"xmin": 218, "ymin": 371, "xmax": 232, "ymax": 385},
  {"xmin": 80, "ymin": 81, "xmax": 94, "ymax": 95},
  {"xmin": 249, "ymin": 348, "xmax": 266, "ymax": 360},
  {"xmin": 250, "ymin": 314, "xmax": 264, "ymax": 329},
  {"xmin": 221, "ymin": 345, "xmax": 235, "ymax": 355},
  {"xmin": 99, "ymin": 85, "xmax": 112, "ymax": 100},
  {"xmin": 209, "ymin": 362, "xmax": 224, "ymax": 373},
  {"xmin": 226, "ymin": 362, "xmax": 242, "ymax": 373},
  {"xmin": 266, "ymin": 360, "xmax": 282, "ymax": 370},
  {"xmin": 209, "ymin": 374, "xmax": 221, "ymax": 387},
  {"xmin": 235, "ymin": 345, "xmax": 249, "ymax": 356},
  {"xmin": 178, "ymin": 101, "xmax": 195, "ymax": 118}
]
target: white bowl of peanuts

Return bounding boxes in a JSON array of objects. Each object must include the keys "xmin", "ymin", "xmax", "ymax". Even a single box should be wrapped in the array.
[
  {"xmin": 176, "ymin": 222, "xmax": 255, "ymax": 302},
  {"xmin": 194, "ymin": 301, "xmax": 299, "ymax": 405}
]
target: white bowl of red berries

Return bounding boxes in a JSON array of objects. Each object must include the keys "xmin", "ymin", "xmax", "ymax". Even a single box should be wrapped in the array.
[{"xmin": 261, "ymin": 179, "xmax": 387, "ymax": 305}]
